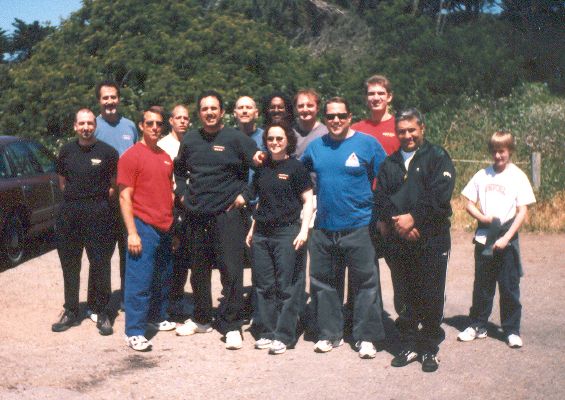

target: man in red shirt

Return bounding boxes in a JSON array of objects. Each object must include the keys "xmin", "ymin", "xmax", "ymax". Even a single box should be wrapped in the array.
[
  {"xmin": 118, "ymin": 106, "xmax": 174, "ymax": 352},
  {"xmin": 351, "ymin": 74, "xmax": 400, "ymax": 156}
]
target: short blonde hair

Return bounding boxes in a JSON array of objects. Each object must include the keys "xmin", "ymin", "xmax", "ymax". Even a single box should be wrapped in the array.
[{"xmin": 488, "ymin": 130, "xmax": 515, "ymax": 153}]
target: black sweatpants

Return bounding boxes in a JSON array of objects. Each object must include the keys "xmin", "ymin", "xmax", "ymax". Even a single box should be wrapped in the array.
[
  {"xmin": 385, "ymin": 233, "xmax": 450, "ymax": 354},
  {"xmin": 57, "ymin": 199, "xmax": 115, "ymax": 315},
  {"xmin": 185, "ymin": 208, "xmax": 246, "ymax": 334}
]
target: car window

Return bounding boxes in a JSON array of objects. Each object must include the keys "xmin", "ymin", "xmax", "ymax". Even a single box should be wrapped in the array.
[
  {"xmin": 0, "ymin": 150, "xmax": 12, "ymax": 178},
  {"xmin": 27, "ymin": 141, "xmax": 56, "ymax": 173},
  {"xmin": 5, "ymin": 142, "xmax": 39, "ymax": 177}
]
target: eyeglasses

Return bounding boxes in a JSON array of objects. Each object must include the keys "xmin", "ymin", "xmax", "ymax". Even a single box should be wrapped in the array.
[
  {"xmin": 145, "ymin": 120, "xmax": 164, "ymax": 127},
  {"xmin": 325, "ymin": 113, "xmax": 349, "ymax": 120},
  {"xmin": 266, "ymin": 136, "xmax": 285, "ymax": 142}
]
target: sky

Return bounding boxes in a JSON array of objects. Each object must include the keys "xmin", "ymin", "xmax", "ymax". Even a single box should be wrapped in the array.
[{"xmin": 0, "ymin": 0, "xmax": 83, "ymax": 34}]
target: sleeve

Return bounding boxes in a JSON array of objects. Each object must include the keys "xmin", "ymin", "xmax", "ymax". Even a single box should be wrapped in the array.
[
  {"xmin": 461, "ymin": 171, "xmax": 479, "ymax": 202},
  {"xmin": 55, "ymin": 146, "xmax": 67, "ymax": 177},
  {"xmin": 117, "ymin": 150, "xmax": 137, "ymax": 188},
  {"xmin": 301, "ymin": 144, "xmax": 314, "ymax": 172},
  {"xmin": 239, "ymin": 132, "xmax": 259, "ymax": 169},
  {"xmin": 173, "ymin": 141, "xmax": 189, "ymax": 197},
  {"xmin": 411, "ymin": 147, "xmax": 456, "ymax": 230},
  {"xmin": 373, "ymin": 159, "xmax": 397, "ymax": 222},
  {"xmin": 370, "ymin": 140, "xmax": 387, "ymax": 181},
  {"xmin": 292, "ymin": 162, "xmax": 313, "ymax": 196},
  {"xmin": 516, "ymin": 168, "xmax": 536, "ymax": 206},
  {"xmin": 108, "ymin": 147, "xmax": 119, "ymax": 177}
]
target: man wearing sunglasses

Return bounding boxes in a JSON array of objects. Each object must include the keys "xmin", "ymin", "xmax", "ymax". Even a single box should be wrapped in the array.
[
  {"xmin": 117, "ymin": 106, "xmax": 174, "ymax": 351},
  {"xmin": 302, "ymin": 97, "xmax": 387, "ymax": 359},
  {"xmin": 174, "ymin": 90, "xmax": 262, "ymax": 350}
]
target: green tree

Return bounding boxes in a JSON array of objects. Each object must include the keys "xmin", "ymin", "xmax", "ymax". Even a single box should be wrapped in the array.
[{"xmin": 8, "ymin": 19, "xmax": 56, "ymax": 62}]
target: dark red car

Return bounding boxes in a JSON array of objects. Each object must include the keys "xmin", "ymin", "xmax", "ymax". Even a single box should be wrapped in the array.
[{"xmin": 0, "ymin": 136, "xmax": 63, "ymax": 265}]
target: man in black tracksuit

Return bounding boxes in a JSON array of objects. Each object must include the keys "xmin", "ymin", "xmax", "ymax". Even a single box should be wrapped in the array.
[
  {"xmin": 174, "ymin": 90, "xmax": 261, "ymax": 349},
  {"xmin": 51, "ymin": 108, "xmax": 118, "ymax": 336},
  {"xmin": 373, "ymin": 108, "xmax": 455, "ymax": 372}
]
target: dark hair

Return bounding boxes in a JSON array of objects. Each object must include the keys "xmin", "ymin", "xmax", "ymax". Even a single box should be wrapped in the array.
[
  {"xmin": 324, "ymin": 96, "xmax": 351, "ymax": 115},
  {"xmin": 263, "ymin": 123, "xmax": 296, "ymax": 155},
  {"xmin": 395, "ymin": 107, "xmax": 425, "ymax": 127},
  {"xmin": 139, "ymin": 106, "xmax": 165, "ymax": 124},
  {"xmin": 293, "ymin": 88, "xmax": 321, "ymax": 108},
  {"xmin": 95, "ymin": 80, "xmax": 121, "ymax": 100},
  {"xmin": 262, "ymin": 92, "xmax": 294, "ymax": 126},
  {"xmin": 197, "ymin": 90, "xmax": 224, "ymax": 111}
]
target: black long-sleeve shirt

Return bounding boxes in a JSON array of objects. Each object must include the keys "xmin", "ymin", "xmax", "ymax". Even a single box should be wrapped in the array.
[
  {"xmin": 174, "ymin": 126, "xmax": 258, "ymax": 215},
  {"xmin": 374, "ymin": 139, "xmax": 456, "ymax": 239}
]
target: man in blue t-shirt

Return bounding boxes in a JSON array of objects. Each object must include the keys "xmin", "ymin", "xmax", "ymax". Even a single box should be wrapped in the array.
[
  {"xmin": 302, "ymin": 96, "xmax": 386, "ymax": 359},
  {"xmin": 93, "ymin": 80, "xmax": 138, "ymax": 314}
]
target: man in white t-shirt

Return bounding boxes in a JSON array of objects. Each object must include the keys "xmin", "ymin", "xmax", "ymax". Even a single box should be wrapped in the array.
[
  {"xmin": 458, "ymin": 130, "xmax": 536, "ymax": 349},
  {"xmin": 158, "ymin": 104, "xmax": 191, "ymax": 323}
]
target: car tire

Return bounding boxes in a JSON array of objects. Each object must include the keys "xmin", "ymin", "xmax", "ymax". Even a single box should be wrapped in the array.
[{"xmin": 2, "ymin": 213, "xmax": 25, "ymax": 266}]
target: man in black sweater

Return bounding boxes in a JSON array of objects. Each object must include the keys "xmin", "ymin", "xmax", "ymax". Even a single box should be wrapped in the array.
[
  {"xmin": 374, "ymin": 108, "xmax": 455, "ymax": 372},
  {"xmin": 174, "ymin": 90, "xmax": 262, "ymax": 349}
]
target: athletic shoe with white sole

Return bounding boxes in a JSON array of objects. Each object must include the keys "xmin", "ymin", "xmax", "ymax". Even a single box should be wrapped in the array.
[
  {"xmin": 391, "ymin": 349, "xmax": 419, "ymax": 367},
  {"xmin": 421, "ymin": 352, "xmax": 440, "ymax": 372},
  {"xmin": 154, "ymin": 320, "xmax": 176, "ymax": 331},
  {"xmin": 175, "ymin": 319, "xmax": 212, "ymax": 336},
  {"xmin": 507, "ymin": 334, "xmax": 523, "ymax": 348},
  {"xmin": 356, "ymin": 341, "xmax": 377, "ymax": 359},
  {"xmin": 269, "ymin": 340, "xmax": 287, "ymax": 355},
  {"xmin": 254, "ymin": 338, "xmax": 272, "ymax": 349},
  {"xmin": 125, "ymin": 335, "xmax": 152, "ymax": 352},
  {"xmin": 86, "ymin": 309, "xmax": 98, "ymax": 323},
  {"xmin": 457, "ymin": 326, "xmax": 487, "ymax": 342},
  {"xmin": 314, "ymin": 338, "xmax": 344, "ymax": 353},
  {"xmin": 225, "ymin": 330, "xmax": 243, "ymax": 350}
]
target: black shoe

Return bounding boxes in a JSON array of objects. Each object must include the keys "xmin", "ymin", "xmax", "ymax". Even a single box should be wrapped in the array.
[
  {"xmin": 391, "ymin": 349, "xmax": 419, "ymax": 367},
  {"xmin": 51, "ymin": 310, "xmax": 80, "ymax": 332},
  {"xmin": 421, "ymin": 352, "xmax": 439, "ymax": 372},
  {"xmin": 96, "ymin": 313, "xmax": 113, "ymax": 336}
]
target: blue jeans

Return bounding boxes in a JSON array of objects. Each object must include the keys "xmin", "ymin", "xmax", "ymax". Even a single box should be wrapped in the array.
[
  {"xmin": 252, "ymin": 223, "xmax": 306, "ymax": 345},
  {"xmin": 309, "ymin": 226, "xmax": 385, "ymax": 343},
  {"xmin": 125, "ymin": 218, "xmax": 173, "ymax": 337}
]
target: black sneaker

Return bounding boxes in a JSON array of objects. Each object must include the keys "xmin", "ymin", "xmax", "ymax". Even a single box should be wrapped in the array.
[
  {"xmin": 96, "ymin": 313, "xmax": 113, "ymax": 336},
  {"xmin": 421, "ymin": 352, "xmax": 439, "ymax": 372},
  {"xmin": 391, "ymin": 349, "xmax": 419, "ymax": 367},
  {"xmin": 51, "ymin": 310, "xmax": 80, "ymax": 332}
]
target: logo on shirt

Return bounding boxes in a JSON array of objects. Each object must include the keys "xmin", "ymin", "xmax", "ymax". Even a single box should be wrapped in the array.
[
  {"xmin": 382, "ymin": 132, "xmax": 395, "ymax": 137},
  {"xmin": 213, "ymin": 145, "xmax": 225, "ymax": 152},
  {"xmin": 164, "ymin": 160, "xmax": 171, "ymax": 165},
  {"xmin": 443, "ymin": 171, "xmax": 452, "ymax": 178},
  {"xmin": 122, "ymin": 134, "xmax": 132, "ymax": 141},
  {"xmin": 345, "ymin": 152, "xmax": 360, "ymax": 167},
  {"xmin": 278, "ymin": 173, "xmax": 289, "ymax": 180},
  {"xmin": 91, "ymin": 158, "xmax": 102, "ymax": 166}
]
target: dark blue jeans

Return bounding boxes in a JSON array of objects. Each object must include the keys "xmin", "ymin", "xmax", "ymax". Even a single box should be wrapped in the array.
[
  {"xmin": 124, "ymin": 218, "xmax": 173, "ymax": 337},
  {"xmin": 252, "ymin": 223, "xmax": 306, "ymax": 346},
  {"xmin": 309, "ymin": 226, "xmax": 385, "ymax": 343},
  {"xmin": 469, "ymin": 243, "xmax": 522, "ymax": 335}
]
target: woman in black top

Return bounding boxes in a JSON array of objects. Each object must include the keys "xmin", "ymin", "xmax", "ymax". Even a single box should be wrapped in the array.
[{"xmin": 245, "ymin": 123, "xmax": 313, "ymax": 354}]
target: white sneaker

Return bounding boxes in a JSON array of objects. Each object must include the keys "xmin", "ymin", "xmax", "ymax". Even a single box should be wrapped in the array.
[
  {"xmin": 225, "ymin": 330, "xmax": 243, "ymax": 350},
  {"xmin": 156, "ymin": 320, "xmax": 176, "ymax": 331},
  {"xmin": 175, "ymin": 319, "xmax": 212, "ymax": 336},
  {"xmin": 314, "ymin": 338, "xmax": 344, "ymax": 353},
  {"xmin": 507, "ymin": 334, "xmax": 523, "ymax": 348},
  {"xmin": 458, "ymin": 326, "xmax": 487, "ymax": 342},
  {"xmin": 269, "ymin": 340, "xmax": 287, "ymax": 355},
  {"xmin": 356, "ymin": 341, "xmax": 377, "ymax": 359},
  {"xmin": 125, "ymin": 335, "xmax": 152, "ymax": 352},
  {"xmin": 254, "ymin": 338, "xmax": 272, "ymax": 349},
  {"xmin": 87, "ymin": 309, "xmax": 98, "ymax": 323}
]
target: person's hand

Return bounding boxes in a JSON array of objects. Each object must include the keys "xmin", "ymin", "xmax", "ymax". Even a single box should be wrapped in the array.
[
  {"xmin": 481, "ymin": 214, "xmax": 494, "ymax": 225},
  {"xmin": 128, "ymin": 233, "xmax": 142, "ymax": 255},
  {"xmin": 493, "ymin": 236, "xmax": 510, "ymax": 251},
  {"xmin": 376, "ymin": 221, "xmax": 390, "ymax": 237},
  {"xmin": 392, "ymin": 213, "xmax": 414, "ymax": 237},
  {"xmin": 172, "ymin": 236, "xmax": 180, "ymax": 252},
  {"xmin": 245, "ymin": 231, "xmax": 253, "ymax": 248},
  {"xmin": 253, "ymin": 151, "xmax": 267, "ymax": 166},
  {"xmin": 293, "ymin": 230, "xmax": 308, "ymax": 250},
  {"xmin": 402, "ymin": 227, "xmax": 421, "ymax": 242},
  {"xmin": 227, "ymin": 194, "xmax": 246, "ymax": 211}
]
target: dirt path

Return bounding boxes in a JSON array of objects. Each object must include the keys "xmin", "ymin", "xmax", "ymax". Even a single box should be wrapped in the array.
[{"xmin": 1, "ymin": 231, "xmax": 564, "ymax": 400}]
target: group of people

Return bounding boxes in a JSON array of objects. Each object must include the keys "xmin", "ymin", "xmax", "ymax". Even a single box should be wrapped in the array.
[{"xmin": 50, "ymin": 74, "xmax": 535, "ymax": 373}]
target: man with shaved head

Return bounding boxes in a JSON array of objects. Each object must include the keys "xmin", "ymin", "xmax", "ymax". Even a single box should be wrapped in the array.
[{"xmin": 52, "ymin": 108, "xmax": 119, "ymax": 336}]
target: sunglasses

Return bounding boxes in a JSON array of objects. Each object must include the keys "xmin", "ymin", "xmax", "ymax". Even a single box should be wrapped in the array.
[
  {"xmin": 145, "ymin": 120, "xmax": 164, "ymax": 127},
  {"xmin": 266, "ymin": 136, "xmax": 285, "ymax": 142},
  {"xmin": 325, "ymin": 113, "xmax": 349, "ymax": 120}
]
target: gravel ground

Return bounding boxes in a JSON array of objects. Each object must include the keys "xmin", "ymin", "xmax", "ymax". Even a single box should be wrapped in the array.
[{"xmin": 0, "ymin": 230, "xmax": 564, "ymax": 400}]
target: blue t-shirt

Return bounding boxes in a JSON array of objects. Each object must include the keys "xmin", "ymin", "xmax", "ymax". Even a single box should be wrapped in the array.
[
  {"xmin": 302, "ymin": 132, "xmax": 386, "ymax": 231},
  {"xmin": 95, "ymin": 115, "xmax": 138, "ymax": 156}
]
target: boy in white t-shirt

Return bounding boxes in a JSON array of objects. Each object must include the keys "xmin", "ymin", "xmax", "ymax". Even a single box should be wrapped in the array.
[{"xmin": 458, "ymin": 131, "xmax": 536, "ymax": 348}]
